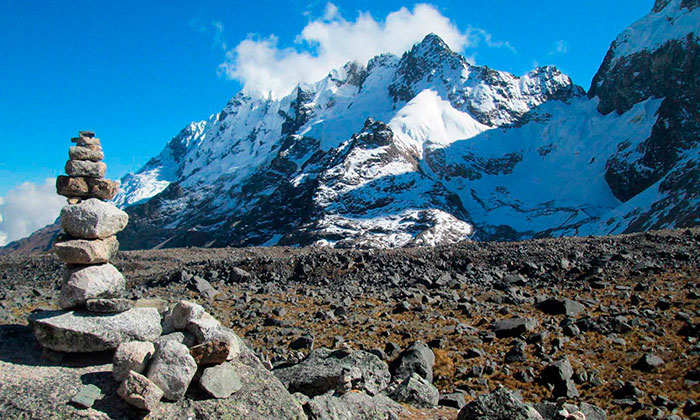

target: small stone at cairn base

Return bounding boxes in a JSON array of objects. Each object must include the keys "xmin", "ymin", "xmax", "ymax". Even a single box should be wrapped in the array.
[{"xmin": 117, "ymin": 371, "xmax": 164, "ymax": 411}]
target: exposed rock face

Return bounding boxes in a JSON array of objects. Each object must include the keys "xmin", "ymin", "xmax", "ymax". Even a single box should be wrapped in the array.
[
  {"xmin": 30, "ymin": 308, "xmax": 163, "ymax": 352},
  {"xmin": 587, "ymin": 0, "xmax": 700, "ymax": 229},
  {"xmin": 61, "ymin": 198, "xmax": 129, "ymax": 240}
]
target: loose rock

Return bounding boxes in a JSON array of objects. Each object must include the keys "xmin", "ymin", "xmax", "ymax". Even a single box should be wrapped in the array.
[
  {"xmin": 147, "ymin": 340, "xmax": 197, "ymax": 401},
  {"xmin": 113, "ymin": 341, "xmax": 156, "ymax": 381},
  {"xmin": 117, "ymin": 371, "xmax": 164, "ymax": 411},
  {"xmin": 199, "ymin": 363, "xmax": 242, "ymax": 398}
]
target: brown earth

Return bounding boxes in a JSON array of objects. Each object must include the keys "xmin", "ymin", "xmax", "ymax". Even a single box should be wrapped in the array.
[{"xmin": 0, "ymin": 228, "xmax": 698, "ymax": 419}]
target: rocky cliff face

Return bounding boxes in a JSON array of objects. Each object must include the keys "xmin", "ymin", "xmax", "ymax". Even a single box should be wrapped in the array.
[
  {"xmin": 108, "ymin": 1, "xmax": 699, "ymax": 250},
  {"xmin": 587, "ymin": 0, "xmax": 700, "ymax": 231}
]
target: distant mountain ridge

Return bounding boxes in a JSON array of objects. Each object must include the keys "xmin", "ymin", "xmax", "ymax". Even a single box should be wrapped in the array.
[
  {"xmin": 4, "ymin": 0, "xmax": 698, "ymax": 254},
  {"xmin": 109, "ymin": 0, "xmax": 699, "ymax": 249}
]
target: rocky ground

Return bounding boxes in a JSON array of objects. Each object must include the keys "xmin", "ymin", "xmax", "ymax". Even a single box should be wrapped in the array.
[{"xmin": 0, "ymin": 228, "xmax": 699, "ymax": 419}]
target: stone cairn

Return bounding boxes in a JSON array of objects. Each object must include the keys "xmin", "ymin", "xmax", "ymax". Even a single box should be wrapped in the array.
[{"xmin": 29, "ymin": 132, "xmax": 243, "ymax": 412}]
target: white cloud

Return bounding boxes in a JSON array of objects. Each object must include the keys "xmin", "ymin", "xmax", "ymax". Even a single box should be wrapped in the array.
[
  {"xmin": 219, "ymin": 3, "xmax": 514, "ymax": 98},
  {"xmin": 549, "ymin": 40, "xmax": 568, "ymax": 55},
  {"xmin": 0, "ymin": 179, "xmax": 65, "ymax": 246},
  {"xmin": 212, "ymin": 20, "xmax": 227, "ymax": 51}
]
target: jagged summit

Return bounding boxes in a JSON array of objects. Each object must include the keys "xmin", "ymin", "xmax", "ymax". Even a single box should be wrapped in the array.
[{"xmin": 108, "ymin": 6, "xmax": 698, "ymax": 250}]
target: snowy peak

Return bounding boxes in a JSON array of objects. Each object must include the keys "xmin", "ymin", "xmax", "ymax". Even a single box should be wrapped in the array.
[
  {"xmin": 609, "ymin": 0, "xmax": 699, "ymax": 65},
  {"xmin": 112, "ymin": 12, "xmax": 700, "ymax": 250}
]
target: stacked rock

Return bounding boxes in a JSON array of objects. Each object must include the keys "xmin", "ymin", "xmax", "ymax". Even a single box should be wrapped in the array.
[
  {"xmin": 31, "ymin": 132, "xmax": 162, "ymax": 353},
  {"xmin": 54, "ymin": 131, "xmax": 130, "ymax": 311}
]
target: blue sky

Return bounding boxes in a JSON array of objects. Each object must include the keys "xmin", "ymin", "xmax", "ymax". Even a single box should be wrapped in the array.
[{"xmin": 0, "ymin": 0, "xmax": 654, "ymax": 244}]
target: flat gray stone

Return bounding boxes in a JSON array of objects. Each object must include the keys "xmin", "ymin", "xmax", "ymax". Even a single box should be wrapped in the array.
[
  {"xmin": 60, "ymin": 198, "xmax": 128, "ymax": 240},
  {"xmin": 59, "ymin": 263, "xmax": 125, "ymax": 309},
  {"xmin": 53, "ymin": 236, "xmax": 119, "ymax": 265},
  {"xmin": 117, "ymin": 371, "xmax": 164, "ymax": 411},
  {"xmin": 69, "ymin": 146, "xmax": 104, "ymax": 162},
  {"xmin": 147, "ymin": 341, "xmax": 197, "ymax": 401},
  {"xmin": 113, "ymin": 341, "xmax": 155, "ymax": 381},
  {"xmin": 200, "ymin": 363, "xmax": 242, "ymax": 398},
  {"xmin": 65, "ymin": 160, "xmax": 106, "ymax": 178},
  {"xmin": 86, "ymin": 298, "xmax": 133, "ymax": 313},
  {"xmin": 31, "ymin": 308, "xmax": 162, "ymax": 352},
  {"xmin": 70, "ymin": 384, "xmax": 102, "ymax": 408}
]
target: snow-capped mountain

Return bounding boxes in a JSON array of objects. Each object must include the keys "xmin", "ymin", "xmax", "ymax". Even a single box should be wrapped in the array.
[{"xmin": 114, "ymin": 0, "xmax": 699, "ymax": 249}]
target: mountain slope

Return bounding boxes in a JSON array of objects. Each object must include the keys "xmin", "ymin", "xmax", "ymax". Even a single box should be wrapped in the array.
[
  {"xmin": 115, "ymin": 35, "xmax": 581, "ymax": 249},
  {"xmin": 111, "ymin": 1, "xmax": 699, "ymax": 249}
]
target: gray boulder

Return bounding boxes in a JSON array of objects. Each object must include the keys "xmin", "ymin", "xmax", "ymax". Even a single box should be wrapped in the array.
[
  {"xmin": 632, "ymin": 353, "xmax": 664, "ymax": 372},
  {"xmin": 113, "ymin": 341, "xmax": 155, "ymax": 381},
  {"xmin": 493, "ymin": 317, "xmax": 539, "ymax": 338},
  {"xmin": 457, "ymin": 388, "xmax": 544, "ymax": 420},
  {"xmin": 390, "ymin": 373, "xmax": 439, "ymax": 408},
  {"xmin": 117, "ymin": 371, "xmax": 164, "ymax": 411},
  {"xmin": 53, "ymin": 235, "xmax": 119, "ymax": 264},
  {"xmin": 275, "ymin": 348, "xmax": 391, "ymax": 397},
  {"xmin": 389, "ymin": 341, "xmax": 435, "ymax": 383},
  {"xmin": 147, "ymin": 340, "xmax": 197, "ymax": 401},
  {"xmin": 305, "ymin": 391, "xmax": 403, "ymax": 420},
  {"xmin": 538, "ymin": 357, "xmax": 579, "ymax": 399},
  {"xmin": 537, "ymin": 298, "xmax": 585, "ymax": 317},
  {"xmin": 31, "ymin": 308, "xmax": 162, "ymax": 352},
  {"xmin": 535, "ymin": 402, "xmax": 607, "ymax": 420},
  {"xmin": 199, "ymin": 363, "xmax": 243, "ymax": 398},
  {"xmin": 59, "ymin": 263, "xmax": 125, "ymax": 309},
  {"xmin": 60, "ymin": 198, "xmax": 128, "ymax": 239}
]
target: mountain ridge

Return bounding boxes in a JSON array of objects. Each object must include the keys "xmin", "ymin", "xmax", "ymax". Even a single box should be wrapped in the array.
[{"xmin": 3, "ymin": 1, "xmax": 698, "ymax": 253}]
